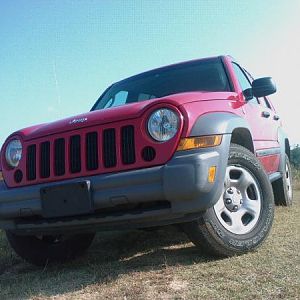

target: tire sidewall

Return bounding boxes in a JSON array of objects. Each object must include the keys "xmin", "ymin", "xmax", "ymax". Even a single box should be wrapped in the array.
[
  {"xmin": 282, "ymin": 155, "xmax": 293, "ymax": 205},
  {"xmin": 6, "ymin": 232, "xmax": 95, "ymax": 266},
  {"xmin": 201, "ymin": 145, "xmax": 274, "ymax": 253}
]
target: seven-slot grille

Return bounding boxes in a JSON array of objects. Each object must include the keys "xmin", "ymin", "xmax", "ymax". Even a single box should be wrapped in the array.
[{"xmin": 26, "ymin": 126, "xmax": 136, "ymax": 181}]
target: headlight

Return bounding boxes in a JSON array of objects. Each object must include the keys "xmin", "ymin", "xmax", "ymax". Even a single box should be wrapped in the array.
[
  {"xmin": 147, "ymin": 108, "xmax": 179, "ymax": 142},
  {"xmin": 5, "ymin": 139, "xmax": 23, "ymax": 168}
]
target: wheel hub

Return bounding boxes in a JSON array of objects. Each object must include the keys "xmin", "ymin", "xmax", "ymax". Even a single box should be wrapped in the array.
[
  {"xmin": 214, "ymin": 165, "xmax": 262, "ymax": 235},
  {"xmin": 224, "ymin": 187, "xmax": 243, "ymax": 212}
]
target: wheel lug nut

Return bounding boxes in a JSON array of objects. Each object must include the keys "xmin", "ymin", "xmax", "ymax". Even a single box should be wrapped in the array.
[
  {"xmin": 237, "ymin": 190, "xmax": 241, "ymax": 194},
  {"xmin": 225, "ymin": 198, "xmax": 232, "ymax": 204},
  {"xmin": 228, "ymin": 188, "xmax": 234, "ymax": 194},
  {"xmin": 240, "ymin": 200, "xmax": 243, "ymax": 204},
  {"xmin": 233, "ymin": 205, "xmax": 238, "ymax": 211}
]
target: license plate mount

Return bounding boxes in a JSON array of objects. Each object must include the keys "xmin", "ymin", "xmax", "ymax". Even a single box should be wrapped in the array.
[{"xmin": 41, "ymin": 181, "xmax": 93, "ymax": 218}]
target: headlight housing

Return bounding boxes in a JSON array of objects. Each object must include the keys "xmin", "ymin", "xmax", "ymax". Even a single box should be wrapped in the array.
[
  {"xmin": 147, "ymin": 108, "xmax": 179, "ymax": 142},
  {"xmin": 5, "ymin": 139, "xmax": 23, "ymax": 168}
]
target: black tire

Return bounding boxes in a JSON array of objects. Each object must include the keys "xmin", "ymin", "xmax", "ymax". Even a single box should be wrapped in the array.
[
  {"xmin": 181, "ymin": 144, "xmax": 274, "ymax": 257},
  {"xmin": 273, "ymin": 154, "xmax": 293, "ymax": 206},
  {"xmin": 6, "ymin": 231, "xmax": 95, "ymax": 266}
]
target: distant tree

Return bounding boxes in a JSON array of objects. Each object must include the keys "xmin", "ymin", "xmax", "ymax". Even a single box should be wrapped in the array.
[{"xmin": 291, "ymin": 145, "xmax": 300, "ymax": 169}]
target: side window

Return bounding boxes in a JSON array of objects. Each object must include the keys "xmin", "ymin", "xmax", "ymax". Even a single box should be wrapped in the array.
[
  {"xmin": 232, "ymin": 63, "xmax": 259, "ymax": 105},
  {"xmin": 243, "ymin": 68, "xmax": 273, "ymax": 110},
  {"xmin": 260, "ymin": 97, "xmax": 272, "ymax": 110},
  {"xmin": 232, "ymin": 63, "xmax": 252, "ymax": 91},
  {"xmin": 138, "ymin": 93, "xmax": 156, "ymax": 101}
]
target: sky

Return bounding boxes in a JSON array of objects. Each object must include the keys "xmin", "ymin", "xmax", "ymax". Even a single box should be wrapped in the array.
[{"xmin": 1, "ymin": 0, "xmax": 300, "ymax": 147}]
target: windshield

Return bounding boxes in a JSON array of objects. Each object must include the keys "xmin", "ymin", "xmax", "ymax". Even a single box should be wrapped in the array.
[{"xmin": 92, "ymin": 58, "xmax": 231, "ymax": 111}]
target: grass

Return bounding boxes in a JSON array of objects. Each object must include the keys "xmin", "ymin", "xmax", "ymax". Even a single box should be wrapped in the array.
[
  {"xmin": 292, "ymin": 167, "xmax": 300, "ymax": 190},
  {"xmin": 0, "ymin": 192, "xmax": 299, "ymax": 299}
]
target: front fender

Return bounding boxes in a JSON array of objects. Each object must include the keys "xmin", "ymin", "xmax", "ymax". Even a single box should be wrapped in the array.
[{"xmin": 190, "ymin": 112, "xmax": 251, "ymax": 136}]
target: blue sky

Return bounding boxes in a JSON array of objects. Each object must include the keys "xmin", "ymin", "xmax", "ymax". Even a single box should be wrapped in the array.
[{"xmin": 1, "ymin": 0, "xmax": 299, "ymax": 147}]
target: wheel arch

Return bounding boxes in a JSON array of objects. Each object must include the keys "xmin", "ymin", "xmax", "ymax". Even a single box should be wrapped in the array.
[
  {"xmin": 277, "ymin": 127, "xmax": 290, "ymax": 174},
  {"xmin": 190, "ymin": 112, "xmax": 254, "ymax": 199},
  {"xmin": 190, "ymin": 112, "xmax": 254, "ymax": 153},
  {"xmin": 230, "ymin": 128, "xmax": 254, "ymax": 153},
  {"xmin": 285, "ymin": 138, "xmax": 290, "ymax": 159},
  {"xmin": 272, "ymin": 128, "xmax": 293, "ymax": 206}
]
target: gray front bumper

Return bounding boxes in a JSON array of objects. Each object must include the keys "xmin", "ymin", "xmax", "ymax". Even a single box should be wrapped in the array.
[{"xmin": 0, "ymin": 135, "xmax": 230, "ymax": 234}]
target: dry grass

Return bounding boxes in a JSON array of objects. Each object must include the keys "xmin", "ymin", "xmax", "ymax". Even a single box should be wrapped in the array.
[
  {"xmin": 293, "ymin": 168, "xmax": 300, "ymax": 190},
  {"xmin": 0, "ymin": 192, "xmax": 299, "ymax": 300}
]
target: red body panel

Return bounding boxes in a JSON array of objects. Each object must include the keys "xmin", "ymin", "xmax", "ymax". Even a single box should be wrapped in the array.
[
  {"xmin": 7, "ymin": 91, "xmax": 238, "ymax": 142},
  {"xmin": 2, "ymin": 103, "xmax": 184, "ymax": 187},
  {"xmin": 258, "ymin": 154, "xmax": 280, "ymax": 175},
  {"xmin": 0, "ymin": 55, "xmax": 282, "ymax": 187},
  {"xmin": 223, "ymin": 56, "xmax": 280, "ymax": 173}
]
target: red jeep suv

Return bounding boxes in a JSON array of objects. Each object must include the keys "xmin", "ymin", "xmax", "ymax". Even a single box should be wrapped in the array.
[{"xmin": 0, "ymin": 56, "xmax": 293, "ymax": 266}]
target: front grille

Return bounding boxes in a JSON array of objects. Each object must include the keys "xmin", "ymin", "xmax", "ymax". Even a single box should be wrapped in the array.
[
  {"xmin": 27, "ymin": 145, "xmax": 36, "ymax": 180},
  {"xmin": 54, "ymin": 138, "xmax": 65, "ymax": 176},
  {"xmin": 25, "ymin": 125, "xmax": 136, "ymax": 183},
  {"xmin": 70, "ymin": 135, "xmax": 81, "ymax": 173},
  {"xmin": 40, "ymin": 141, "xmax": 50, "ymax": 178},
  {"xmin": 86, "ymin": 132, "xmax": 98, "ymax": 170},
  {"xmin": 121, "ymin": 125, "xmax": 136, "ymax": 164},
  {"xmin": 103, "ymin": 129, "xmax": 117, "ymax": 168}
]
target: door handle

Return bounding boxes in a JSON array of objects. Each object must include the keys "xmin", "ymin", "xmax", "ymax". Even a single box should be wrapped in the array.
[
  {"xmin": 262, "ymin": 111, "xmax": 270, "ymax": 118},
  {"xmin": 273, "ymin": 114, "xmax": 280, "ymax": 121}
]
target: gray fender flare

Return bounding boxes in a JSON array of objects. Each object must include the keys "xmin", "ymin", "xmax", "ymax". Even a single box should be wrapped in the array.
[
  {"xmin": 190, "ymin": 112, "xmax": 252, "ymax": 137},
  {"xmin": 189, "ymin": 112, "xmax": 253, "ymax": 205}
]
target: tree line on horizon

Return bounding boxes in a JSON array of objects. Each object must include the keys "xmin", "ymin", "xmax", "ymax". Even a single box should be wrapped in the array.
[{"xmin": 291, "ymin": 145, "xmax": 300, "ymax": 169}]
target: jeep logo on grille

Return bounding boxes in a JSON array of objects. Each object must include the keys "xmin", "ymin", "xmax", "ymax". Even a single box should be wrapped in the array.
[{"xmin": 69, "ymin": 117, "xmax": 88, "ymax": 125}]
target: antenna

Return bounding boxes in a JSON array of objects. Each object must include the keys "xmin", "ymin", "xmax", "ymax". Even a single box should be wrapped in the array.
[{"xmin": 52, "ymin": 60, "xmax": 62, "ymax": 117}]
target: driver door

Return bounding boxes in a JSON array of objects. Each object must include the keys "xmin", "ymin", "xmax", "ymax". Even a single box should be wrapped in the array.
[{"xmin": 231, "ymin": 63, "xmax": 277, "ymax": 142}]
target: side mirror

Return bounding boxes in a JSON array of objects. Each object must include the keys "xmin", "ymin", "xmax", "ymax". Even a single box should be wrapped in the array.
[
  {"xmin": 243, "ymin": 88, "xmax": 253, "ymax": 101},
  {"xmin": 252, "ymin": 77, "xmax": 276, "ymax": 98}
]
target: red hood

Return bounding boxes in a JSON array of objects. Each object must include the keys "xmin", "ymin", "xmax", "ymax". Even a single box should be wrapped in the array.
[{"xmin": 10, "ymin": 91, "xmax": 237, "ymax": 142}]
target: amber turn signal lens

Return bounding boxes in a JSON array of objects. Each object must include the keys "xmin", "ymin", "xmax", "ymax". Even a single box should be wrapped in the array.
[
  {"xmin": 208, "ymin": 166, "xmax": 217, "ymax": 183},
  {"xmin": 177, "ymin": 135, "xmax": 222, "ymax": 151}
]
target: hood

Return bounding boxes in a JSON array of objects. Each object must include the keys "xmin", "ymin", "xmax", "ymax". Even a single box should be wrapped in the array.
[{"xmin": 10, "ymin": 91, "xmax": 237, "ymax": 141}]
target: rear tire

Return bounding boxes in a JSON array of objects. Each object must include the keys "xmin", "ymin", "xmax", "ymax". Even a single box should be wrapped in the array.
[
  {"xmin": 181, "ymin": 144, "xmax": 274, "ymax": 257},
  {"xmin": 6, "ymin": 231, "xmax": 95, "ymax": 266},
  {"xmin": 273, "ymin": 154, "xmax": 293, "ymax": 206}
]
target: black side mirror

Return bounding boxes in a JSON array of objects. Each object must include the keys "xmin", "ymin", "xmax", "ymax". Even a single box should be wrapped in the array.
[
  {"xmin": 243, "ymin": 88, "xmax": 253, "ymax": 101},
  {"xmin": 252, "ymin": 77, "xmax": 276, "ymax": 98}
]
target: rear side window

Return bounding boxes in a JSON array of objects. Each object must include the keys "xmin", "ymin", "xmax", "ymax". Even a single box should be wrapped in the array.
[
  {"xmin": 260, "ymin": 97, "xmax": 272, "ymax": 109},
  {"xmin": 137, "ymin": 93, "xmax": 156, "ymax": 101}
]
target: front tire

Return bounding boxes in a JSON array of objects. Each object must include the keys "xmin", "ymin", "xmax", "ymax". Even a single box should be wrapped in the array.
[
  {"xmin": 182, "ymin": 144, "xmax": 274, "ymax": 257},
  {"xmin": 6, "ymin": 231, "xmax": 95, "ymax": 266}
]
